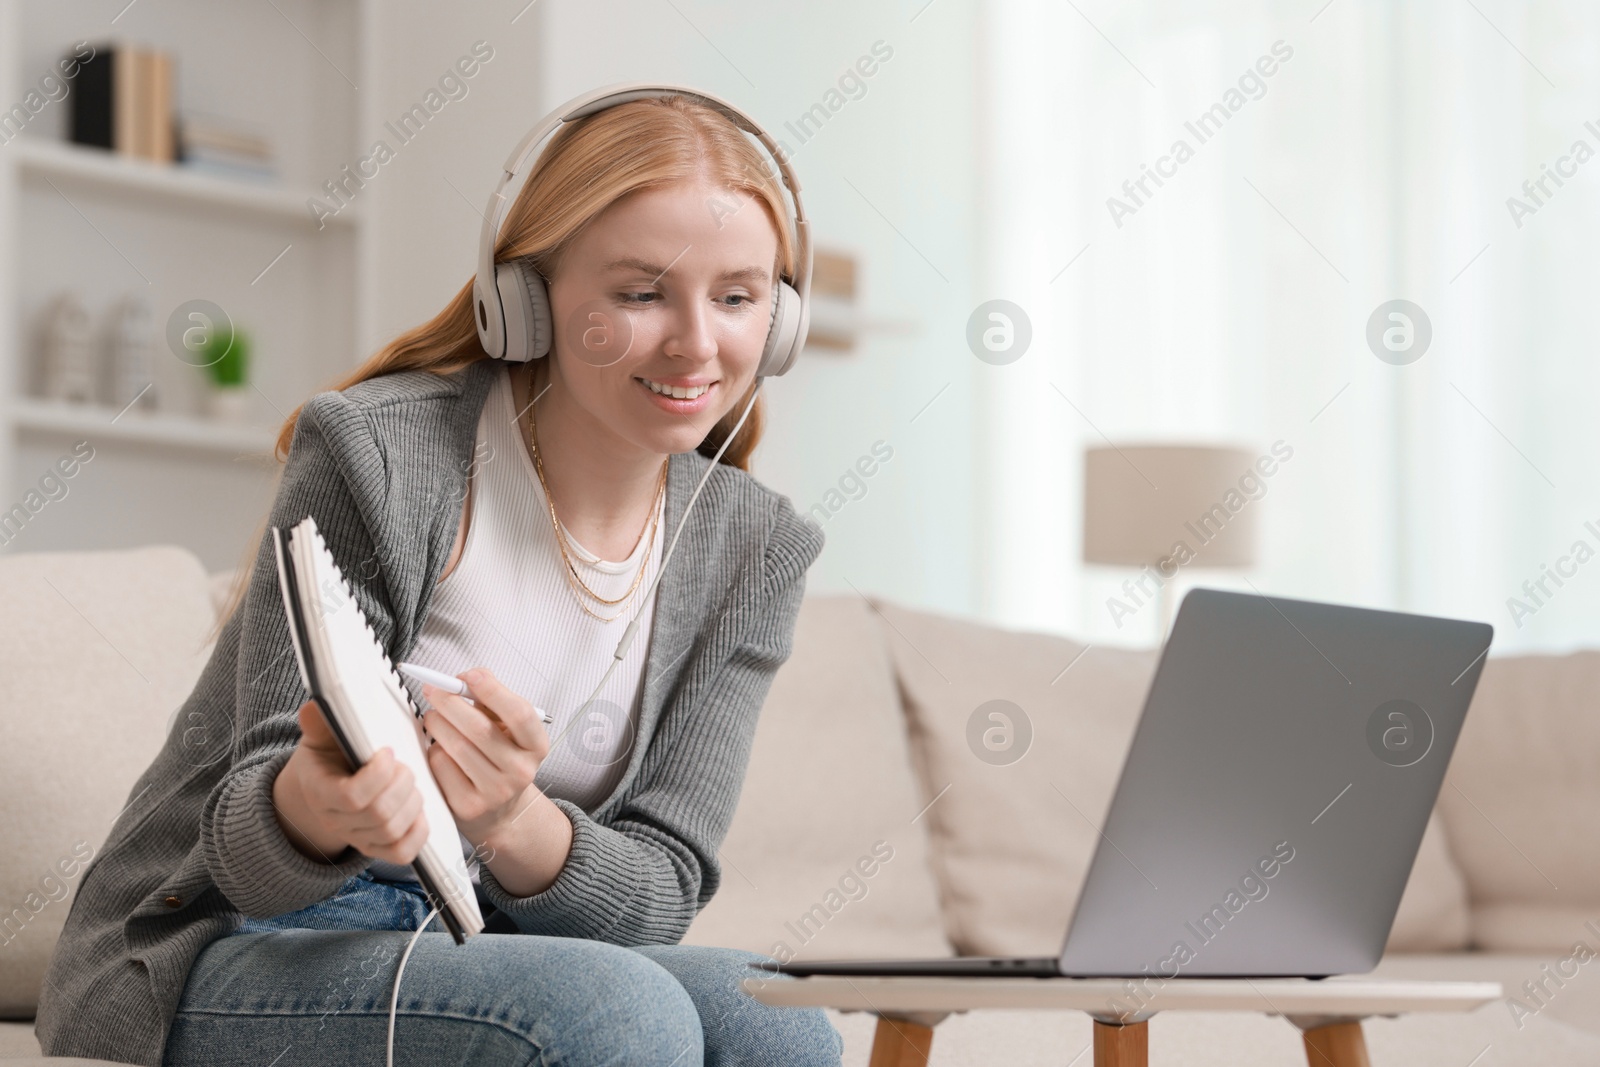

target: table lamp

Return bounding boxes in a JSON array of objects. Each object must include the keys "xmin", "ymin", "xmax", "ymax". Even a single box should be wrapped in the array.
[{"xmin": 1082, "ymin": 444, "xmax": 1262, "ymax": 633}]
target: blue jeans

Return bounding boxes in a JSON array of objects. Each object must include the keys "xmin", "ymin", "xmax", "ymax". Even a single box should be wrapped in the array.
[{"xmin": 162, "ymin": 871, "xmax": 841, "ymax": 1066}]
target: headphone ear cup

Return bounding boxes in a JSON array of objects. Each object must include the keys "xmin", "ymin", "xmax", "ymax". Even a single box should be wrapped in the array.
[
  {"xmin": 474, "ymin": 275, "xmax": 504, "ymax": 358},
  {"xmin": 493, "ymin": 258, "xmax": 553, "ymax": 362},
  {"xmin": 758, "ymin": 279, "xmax": 807, "ymax": 377}
]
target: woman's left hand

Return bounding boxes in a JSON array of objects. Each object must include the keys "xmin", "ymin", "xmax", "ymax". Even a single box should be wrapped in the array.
[{"xmin": 420, "ymin": 667, "xmax": 551, "ymax": 846}]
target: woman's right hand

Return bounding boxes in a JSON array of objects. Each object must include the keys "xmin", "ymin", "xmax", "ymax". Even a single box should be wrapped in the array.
[{"xmin": 272, "ymin": 699, "xmax": 430, "ymax": 866}]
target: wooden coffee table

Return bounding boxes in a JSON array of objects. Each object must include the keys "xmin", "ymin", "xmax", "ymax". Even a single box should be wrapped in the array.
[{"xmin": 742, "ymin": 974, "xmax": 1501, "ymax": 1066}]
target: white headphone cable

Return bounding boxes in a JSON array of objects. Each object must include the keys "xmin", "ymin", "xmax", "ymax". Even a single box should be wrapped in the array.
[
  {"xmin": 546, "ymin": 378, "xmax": 764, "ymax": 753},
  {"xmin": 388, "ymin": 903, "xmax": 443, "ymax": 1067},
  {"xmin": 386, "ymin": 382, "xmax": 760, "ymax": 1066}
]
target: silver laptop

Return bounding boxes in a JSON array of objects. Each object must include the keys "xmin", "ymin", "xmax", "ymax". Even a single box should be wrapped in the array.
[{"xmin": 763, "ymin": 587, "xmax": 1493, "ymax": 979}]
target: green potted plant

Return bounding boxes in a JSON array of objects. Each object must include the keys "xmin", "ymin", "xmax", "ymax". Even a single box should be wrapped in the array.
[{"xmin": 200, "ymin": 325, "xmax": 251, "ymax": 420}]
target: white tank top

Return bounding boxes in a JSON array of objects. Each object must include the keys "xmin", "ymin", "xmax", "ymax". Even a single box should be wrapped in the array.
[{"xmin": 367, "ymin": 362, "xmax": 663, "ymax": 885}]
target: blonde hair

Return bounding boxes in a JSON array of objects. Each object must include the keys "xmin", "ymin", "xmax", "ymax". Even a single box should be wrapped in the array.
[{"xmin": 210, "ymin": 94, "xmax": 797, "ymax": 640}]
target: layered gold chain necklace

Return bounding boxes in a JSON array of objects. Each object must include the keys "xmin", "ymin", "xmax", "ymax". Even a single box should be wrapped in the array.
[{"xmin": 520, "ymin": 369, "xmax": 666, "ymax": 623}]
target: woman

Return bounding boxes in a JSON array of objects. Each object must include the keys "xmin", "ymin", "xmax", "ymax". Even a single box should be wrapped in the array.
[{"xmin": 35, "ymin": 92, "xmax": 837, "ymax": 1066}]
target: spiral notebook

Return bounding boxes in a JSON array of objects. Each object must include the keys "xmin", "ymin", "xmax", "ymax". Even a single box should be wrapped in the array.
[{"xmin": 270, "ymin": 515, "xmax": 484, "ymax": 943}]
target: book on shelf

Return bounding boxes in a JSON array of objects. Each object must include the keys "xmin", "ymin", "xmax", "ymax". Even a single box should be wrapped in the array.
[
  {"xmin": 66, "ymin": 42, "xmax": 175, "ymax": 163},
  {"xmin": 176, "ymin": 112, "xmax": 278, "ymax": 182},
  {"xmin": 146, "ymin": 50, "xmax": 173, "ymax": 162}
]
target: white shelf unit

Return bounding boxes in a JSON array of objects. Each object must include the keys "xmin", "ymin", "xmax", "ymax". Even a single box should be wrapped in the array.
[
  {"xmin": 9, "ymin": 137, "xmax": 365, "ymax": 229},
  {"xmin": 11, "ymin": 395, "xmax": 278, "ymax": 455},
  {"xmin": 0, "ymin": 0, "xmax": 379, "ymax": 570}
]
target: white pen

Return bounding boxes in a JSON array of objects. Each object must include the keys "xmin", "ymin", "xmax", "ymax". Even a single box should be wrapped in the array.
[{"xmin": 397, "ymin": 661, "xmax": 554, "ymax": 725}]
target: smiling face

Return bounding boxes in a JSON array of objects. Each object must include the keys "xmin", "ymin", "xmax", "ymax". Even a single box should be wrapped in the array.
[{"xmin": 540, "ymin": 177, "xmax": 781, "ymax": 458}]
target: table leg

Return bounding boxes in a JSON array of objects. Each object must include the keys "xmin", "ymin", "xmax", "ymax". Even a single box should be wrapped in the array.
[
  {"xmin": 1093, "ymin": 1019, "xmax": 1148, "ymax": 1067},
  {"xmin": 868, "ymin": 1015, "xmax": 936, "ymax": 1067},
  {"xmin": 1301, "ymin": 1020, "xmax": 1371, "ymax": 1067}
]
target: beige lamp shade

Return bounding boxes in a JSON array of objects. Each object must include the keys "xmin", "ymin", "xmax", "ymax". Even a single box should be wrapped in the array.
[{"xmin": 1082, "ymin": 444, "xmax": 1262, "ymax": 570}]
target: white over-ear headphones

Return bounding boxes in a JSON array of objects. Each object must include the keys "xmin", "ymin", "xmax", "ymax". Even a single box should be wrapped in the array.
[
  {"xmin": 388, "ymin": 88, "xmax": 814, "ymax": 1058},
  {"xmin": 473, "ymin": 81, "xmax": 812, "ymax": 378}
]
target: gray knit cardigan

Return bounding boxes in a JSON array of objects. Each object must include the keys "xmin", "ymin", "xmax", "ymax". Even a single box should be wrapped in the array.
[{"xmin": 33, "ymin": 358, "xmax": 824, "ymax": 1065}]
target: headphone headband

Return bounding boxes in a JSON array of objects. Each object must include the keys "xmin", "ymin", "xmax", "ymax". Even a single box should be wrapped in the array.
[{"xmin": 474, "ymin": 82, "xmax": 812, "ymax": 376}]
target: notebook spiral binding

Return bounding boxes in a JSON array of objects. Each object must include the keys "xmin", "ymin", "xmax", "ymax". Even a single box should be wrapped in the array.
[
  {"xmin": 305, "ymin": 526, "xmax": 423, "ymax": 726},
  {"xmin": 276, "ymin": 516, "xmax": 482, "ymax": 945}
]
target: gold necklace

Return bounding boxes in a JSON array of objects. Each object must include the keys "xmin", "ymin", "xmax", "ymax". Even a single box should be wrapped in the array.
[
  {"xmin": 528, "ymin": 405, "xmax": 664, "ymax": 614},
  {"xmin": 542, "ymin": 453, "xmax": 663, "ymax": 610},
  {"xmin": 521, "ymin": 374, "xmax": 666, "ymax": 619}
]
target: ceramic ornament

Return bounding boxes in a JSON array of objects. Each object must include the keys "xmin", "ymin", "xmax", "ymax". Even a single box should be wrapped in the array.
[
  {"xmin": 41, "ymin": 293, "xmax": 95, "ymax": 404},
  {"xmin": 108, "ymin": 295, "xmax": 158, "ymax": 412}
]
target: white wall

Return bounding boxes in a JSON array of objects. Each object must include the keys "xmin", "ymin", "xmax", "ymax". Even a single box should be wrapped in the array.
[{"xmin": 366, "ymin": 0, "xmax": 983, "ymax": 618}]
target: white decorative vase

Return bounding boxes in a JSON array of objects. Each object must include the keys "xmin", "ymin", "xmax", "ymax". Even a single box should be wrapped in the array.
[
  {"xmin": 109, "ymin": 295, "xmax": 158, "ymax": 412},
  {"xmin": 42, "ymin": 293, "xmax": 95, "ymax": 404},
  {"xmin": 206, "ymin": 385, "xmax": 250, "ymax": 422}
]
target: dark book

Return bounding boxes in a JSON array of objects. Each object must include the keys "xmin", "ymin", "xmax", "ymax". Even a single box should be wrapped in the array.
[
  {"xmin": 67, "ymin": 43, "xmax": 173, "ymax": 161},
  {"xmin": 66, "ymin": 43, "xmax": 116, "ymax": 151}
]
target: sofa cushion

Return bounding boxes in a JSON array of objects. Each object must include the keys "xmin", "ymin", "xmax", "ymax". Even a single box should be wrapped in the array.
[
  {"xmin": 1469, "ymin": 905, "xmax": 1600, "ymax": 955},
  {"xmin": 0, "ymin": 546, "xmax": 217, "ymax": 1018},
  {"xmin": 1, "ymin": 1019, "xmax": 128, "ymax": 1063},
  {"xmin": 870, "ymin": 598, "xmax": 1471, "ymax": 958},
  {"xmin": 1438, "ymin": 651, "xmax": 1600, "ymax": 952},
  {"xmin": 682, "ymin": 596, "xmax": 949, "ymax": 962}
]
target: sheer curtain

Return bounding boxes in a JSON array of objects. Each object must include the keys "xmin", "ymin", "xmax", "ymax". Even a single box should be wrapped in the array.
[
  {"xmin": 979, "ymin": 0, "xmax": 1598, "ymax": 653},
  {"xmin": 1393, "ymin": 0, "xmax": 1600, "ymax": 653}
]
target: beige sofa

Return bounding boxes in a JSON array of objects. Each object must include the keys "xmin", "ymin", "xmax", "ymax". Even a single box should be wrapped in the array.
[{"xmin": 4, "ymin": 545, "xmax": 1600, "ymax": 1065}]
